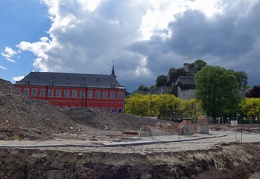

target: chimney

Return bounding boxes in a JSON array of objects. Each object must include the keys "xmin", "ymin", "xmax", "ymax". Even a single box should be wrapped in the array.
[{"xmin": 184, "ymin": 63, "xmax": 189, "ymax": 72}]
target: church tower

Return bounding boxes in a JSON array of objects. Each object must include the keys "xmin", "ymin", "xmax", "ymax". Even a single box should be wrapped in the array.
[{"xmin": 111, "ymin": 60, "xmax": 116, "ymax": 78}]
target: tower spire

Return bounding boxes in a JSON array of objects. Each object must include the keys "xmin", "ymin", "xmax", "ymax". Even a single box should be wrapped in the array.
[{"xmin": 111, "ymin": 59, "xmax": 116, "ymax": 78}]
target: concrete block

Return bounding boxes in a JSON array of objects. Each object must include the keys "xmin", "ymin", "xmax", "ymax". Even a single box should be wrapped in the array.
[
  {"xmin": 231, "ymin": 120, "xmax": 238, "ymax": 126},
  {"xmin": 197, "ymin": 126, "xmax": 209, "ymax": 134},
  {"xmin": 181, "ymin": 125, "xmax": 193, "ymax": 135}
]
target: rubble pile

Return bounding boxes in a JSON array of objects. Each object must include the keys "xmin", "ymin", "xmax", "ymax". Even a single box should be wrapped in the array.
[
  {"xmin": 0, "ymin": 78, "xmax": 168, "ymax": 139},
  {"xmin": 0, "ymin": 79, "xmax": 84, "ymax": 140},
  {"xmin": 60, "ymin": 107, "xmax": 160, "ymax": 131}
]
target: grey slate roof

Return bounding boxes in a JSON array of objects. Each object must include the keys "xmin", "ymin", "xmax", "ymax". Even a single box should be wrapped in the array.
[{"xmin": 15, "ymin": 72, "xmax": 125, "ymax": 89}]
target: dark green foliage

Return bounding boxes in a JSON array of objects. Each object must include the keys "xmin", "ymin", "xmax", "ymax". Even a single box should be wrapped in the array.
[
  {"xmin": 237, "ymin": 119, "xmax": 260, "ymax": 124},
  {"xmin": 168, "ymin": 67, "xmax": 176, "ymax": 75},
  {"xmin": 125, "ymin": 91, "xmax": 132, "ymax": 97},
  {"xmin": 195, "ymin": 66, "xmax": 241, "ymax": 122},
  {"xmin": 149, "ymin": 85, "xmax": 156, "ymax": 91},
  {"xmin": 233, "ymin": 71, "xmax": 248, "ymax": 90},
  {"xmin": 191, "ymin": 59, "xmax": 207, "ymax": 71},
  {"xmin": 135, "ymin": 84, "xmax": 149, "ymax": 94},
  {"xmin": 167, "ymin": 68, "xmax": 188, "ymax": 86},
  {"xmin": 156, "ymin": 75, "xmax": 167, "ymax": 87}
]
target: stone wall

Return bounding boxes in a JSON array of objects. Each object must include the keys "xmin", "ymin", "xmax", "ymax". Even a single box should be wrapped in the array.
[
  {"xmin": 177, "ymin": 88, "xmax": 195, "ymax": 100},
  {"xmin": 150, "ymin": 86, "xmax": 171, "ymax": 95}
]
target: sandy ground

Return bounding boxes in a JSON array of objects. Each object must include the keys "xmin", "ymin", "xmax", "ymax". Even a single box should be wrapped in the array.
[{"xmin": 0, "ymin": 130, "xmax": 259, "ymax": 153}]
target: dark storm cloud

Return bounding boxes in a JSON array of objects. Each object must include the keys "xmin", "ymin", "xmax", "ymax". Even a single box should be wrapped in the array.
[{"xmin": 128, "ymin": 0, "xmax": 260, "ymax": 87}]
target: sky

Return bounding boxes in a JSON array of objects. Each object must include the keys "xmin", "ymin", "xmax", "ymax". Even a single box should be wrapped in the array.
[{"xmin": 0, "ymin": 0, "xmax": 260, "ymax": 92}]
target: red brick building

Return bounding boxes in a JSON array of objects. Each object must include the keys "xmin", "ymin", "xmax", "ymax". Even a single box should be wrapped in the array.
[{"xmin": 15, "ymin": 68, "xmax": 125, "ymax": 112}]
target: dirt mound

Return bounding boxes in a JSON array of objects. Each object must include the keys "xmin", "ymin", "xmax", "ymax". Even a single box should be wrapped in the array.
[
  {"xmin": 61, "ymin": 107, "xmax": 160, "ymax": 131},
  {"xmin": 0, "ymin": 78, "xmax": 177, "ymax": 140},
  {"xmin": 0, "ymin": 79, "xmax": 84, "ymax": 140}
]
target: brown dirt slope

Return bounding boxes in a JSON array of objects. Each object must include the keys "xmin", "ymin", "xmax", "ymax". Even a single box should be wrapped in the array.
[
  {"xmin": 0, "ymin": 79, "xmax": 84, "ymax": 139},
  {"xmin": 61, "ymin": 107, "xmax": 160, "ymax": 131},
  {"xmin": 0, "ymin": 78, "xmax": 166, "ymax": 139}
]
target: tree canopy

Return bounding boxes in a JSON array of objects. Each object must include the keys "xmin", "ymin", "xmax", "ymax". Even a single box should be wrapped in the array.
[
  {"xmin": 125, "ymin": 93, "xmax": 203, "ymax": 118},
  {"xmin": 233, "ymin": 71, "xmax": 248, "ymax": 90},
  {"xmin": 155, "ymin": 75, "xmax": 167, "ymax": 87},
  {"xmin": 239, "ymin": 98, "xmax": 260, "ymax": 119},
  {"xmin": 195, "ymin": 66, "xmax": 241, "ymax": 122},
  {"xmin": 189, "ymin": 59, "xmax": 207, "ymax": 71}
]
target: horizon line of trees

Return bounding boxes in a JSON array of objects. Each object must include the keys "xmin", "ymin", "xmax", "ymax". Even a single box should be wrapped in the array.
[
  {"xmin": 125, "ymin": 93, "xmax": 260, "ymax": 122},
  {"xmin": 125, "ymin": 59, "xmax": 260, "ymax": 123},
  {"xmin": 132, "ymin": 59, "xmax": 249, "ymax": 95}
]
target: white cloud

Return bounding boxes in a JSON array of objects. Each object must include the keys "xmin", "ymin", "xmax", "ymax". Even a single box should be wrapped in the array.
[
  {"xmin": 17, "ymin": 37, "xmax": 51, "ymax": 57},
  {"xmin": 1, "ymin": 47, "xmax": 17, "ymax": 63},
  {"xmin": 12, "ymin": 76, "xmax": 24, "ymax": 82},
  {"xmin": 0, "ymin": 65, "xmax": 7, "ymax": 70},
  {"xmin": 77, "ymin": 0, "xmax": 101, "ymax": 12},
  {"xmin": 17, "ymin": 37, "xmax": 53, "ymax": 72},
  {"xmin": 140, "ymin": 0, "xmax": 223, "ymax": 40},
  {"xmin": 135, "ymin": 56, "xmax": 150, "ymax": 76}
]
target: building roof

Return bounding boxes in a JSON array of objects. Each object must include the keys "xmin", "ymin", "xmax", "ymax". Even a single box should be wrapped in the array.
[{"xmin": 15, "ymin": 72, "xmax": 125, "ymax": 89}]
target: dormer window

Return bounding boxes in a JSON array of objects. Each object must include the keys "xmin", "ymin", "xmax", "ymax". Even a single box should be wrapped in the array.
[
  {"xmin": 96, "ymin": 78, "xmax": 100, "ymax": 82},
  {"xmin": 81, "ymin": 78, "xmax": 85, "ymax": 87},
  {"xmin": 35, "ymin": 76, "xmax": 39, "ymax": 80},
  {"xmin": 49, "ymin": 80, "xmax": 54, "ymax": 86},
  {"xmin": 50, "ymin": 76, "xmax": 55, "ymax": 86},
  {"xmin": 25, "ymin": 79, "xmax": 30, "ymax": 85},
  {"xmin": 111, "ymin": 83, "xmax": 115, "ymax": 88},
  {"xmin": 66, "ymin": 77, "xmax": 70, "ymax": 81}
]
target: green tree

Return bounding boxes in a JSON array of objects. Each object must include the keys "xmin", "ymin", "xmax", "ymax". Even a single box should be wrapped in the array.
[
  {"xmin": 168, "ymin": 67, "xmax": 176, "ymax": 75},
  {"xmin": 240, "ymin": 98, "xmax": 260, "ymax": 119},
  {"xmin": 156, "ymin": 75, "xmax": 167, "ymax": 87},
  {"xmin": 233, "ymin": 71, "xmax": 248, "ymax": 90},
  {"xmin": 182, "ymin": 98, "xmax": 202, "ymax": 119},
  {"xmin": 193, "ymin": 59, "xmax": 207, "ymax": 71},
  {"xmin": 134, "ymin": 84, "xmax": 149, "ymax": 94},
  {"xmin": 149, "ymin": 85, "xmax": 156, "ymax": 91},
  {"xmin": 167, "ymin": 68, "xmax": 188, "ymax": 85},
  {"xmin": 125, "ymin": 90, "xmax": 132, "ymax": 97},
  {"xmin": 125, "ymin": 94, "xmax": 150, "ymax": 116},
  {"xmin": 137, "ymin": 84, "xmax": 147, "ymax": 91},
  {"xmin": 195, "ymin": 66, "xmax": 240, "ymax": 122}
]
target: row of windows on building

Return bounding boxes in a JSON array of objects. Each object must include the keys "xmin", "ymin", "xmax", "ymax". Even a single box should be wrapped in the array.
[{"xmin": 20, "ymin": 88, "xmax": 123, "ymax": 99}]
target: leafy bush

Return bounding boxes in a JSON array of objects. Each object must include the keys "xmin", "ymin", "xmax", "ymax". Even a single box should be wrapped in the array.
[{"xmin": 238, "ymin": 119, "xmax": 260, "ymax": 124}]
